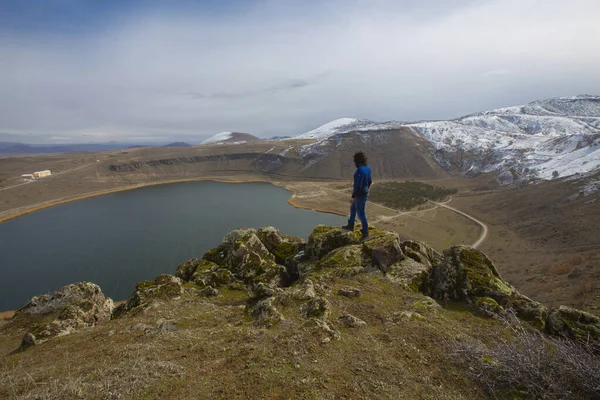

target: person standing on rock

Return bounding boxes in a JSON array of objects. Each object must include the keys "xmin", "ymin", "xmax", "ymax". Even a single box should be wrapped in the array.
[{"xmin": 342, "ymin": 151, "xmax": 372, "ymax": 241}]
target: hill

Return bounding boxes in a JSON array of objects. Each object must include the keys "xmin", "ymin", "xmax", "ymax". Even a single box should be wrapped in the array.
[
  {"xmin": 163, "ymin": 142, "xmax": 192, "ymax": 148},
  {"xmin": 201, "ymin": 132, "xmax": 261, "ymax": 145},
  {"xmin": 292, "ymin": 95, "xmax": 600, "ymax": 183},
  {"xmin": 1, "ymin": 225, "xmax": 599, "ymax": 399}
]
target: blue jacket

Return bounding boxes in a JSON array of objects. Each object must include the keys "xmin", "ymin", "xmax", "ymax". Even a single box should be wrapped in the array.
[{"xmin": 352, "ymin": 165, "xmax": 372, "ymax": 198}]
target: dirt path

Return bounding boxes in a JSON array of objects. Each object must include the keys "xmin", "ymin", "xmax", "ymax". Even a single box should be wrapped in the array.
[
  {"xmin": 429, "ymin": 200, "xmax": 489, "ymax": 248},
  {"xmin": 308, "ymin": 183, "xmax": 488, "ymax": 248}
]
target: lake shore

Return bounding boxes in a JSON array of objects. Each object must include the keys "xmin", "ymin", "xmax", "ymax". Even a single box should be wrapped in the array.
[{"xmin": 0, "ymin": 176, "xmax": 346, "ymax": 224}]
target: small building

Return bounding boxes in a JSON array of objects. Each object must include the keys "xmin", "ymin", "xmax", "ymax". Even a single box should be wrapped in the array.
[
  {"xmin": 21, "ymin": 174, "xmax": 34, "ymax": 180},
  {"xmin": 33, "ymin": 170, "xmax": 52, "ymax": 179}
]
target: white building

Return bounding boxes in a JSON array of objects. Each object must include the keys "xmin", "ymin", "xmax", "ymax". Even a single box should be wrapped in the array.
[
  {"xmin": 21, "ymin": 174, "xmax": 34, "ymax": 180},
  {"xmin": 33, "ymin": 170, "xmax": 51, "ymax": 179}
]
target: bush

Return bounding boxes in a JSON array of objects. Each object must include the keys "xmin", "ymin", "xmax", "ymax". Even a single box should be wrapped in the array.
[
  {"xmin": 447, "ymin": 311, "xmax": 600, "ymax": 399},
  {"xmin": 369, "ymin": 181, "xmax": 457, "ymax": 210}
]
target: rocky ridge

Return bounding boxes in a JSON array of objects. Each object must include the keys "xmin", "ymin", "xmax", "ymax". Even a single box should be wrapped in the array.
[{"xmin": 12, "ymin": 225, "xmax": 600, "ymax": 349}]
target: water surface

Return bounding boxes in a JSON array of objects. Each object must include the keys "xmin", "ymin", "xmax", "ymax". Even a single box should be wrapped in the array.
[{"xmin": 0, "ymin": 181, "xmax": 343, "ymax": 310}]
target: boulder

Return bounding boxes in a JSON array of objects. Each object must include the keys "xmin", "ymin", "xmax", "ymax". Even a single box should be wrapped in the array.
[
  {"xmin": 175, "ymin": 258, "xmax": 203, "ymax": 282},
  {"xmin": 361, "ymin": 231, "xmax": 405, "ymax": 273},
  {"xmin": 112, "ymin": 274, "xmax": 183, "ymax": 317},
  {"xmin": 203, "ymin": 229, "xmax": 285, "ymax": 287},
  {"xmin": 301, "ymin": 296, "xmax": 331, "ymax": 319},
  {"xmin": 306, "ymin": 225, "xmax": 360, "ymax": 259},
  {"xmin": 246, "ymin": 297, "xmax": 284, "ymax": 328},
  {"xmin": 400, "ymin": 240, "xmax": 442, "ymax": 269},
  {"xmin": 15, "ymin": 282, "xmax": 114, "ymax": 348},
  {"xmin": 431, "ymin": 246, "xmax": 547, "ymax": 328},
  {"xmin": 256, "ymin": 226, "xmax": 306, "ymax": 265},
  {"xmin": 386, "ymin": 258, "xmax": 431, "ymax": 293},
  {"xmin": 338, "ymin": 314, "xmax": 367, "ymax": 328},
  {"xmin": 317, "ymin": 245, "xmax": 371, "ymax": 277},
  {"xmin": 547, "ymin": 305, "xmax": 600, "ymax": 342}
]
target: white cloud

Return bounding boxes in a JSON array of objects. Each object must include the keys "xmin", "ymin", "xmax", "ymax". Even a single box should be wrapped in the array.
[{"xmin": 0, "ymin": 0, "xmax": 599, "ymax": 143}]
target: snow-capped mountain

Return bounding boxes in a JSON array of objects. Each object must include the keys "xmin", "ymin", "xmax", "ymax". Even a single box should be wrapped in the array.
[
  {"xmin": 294, "ymin": 118, "xmax": 405, "ymax": 140},
  {"xmin": 406, "ymin": 95, "xmax": 600, "ymax": 181},
  {"xmin": 293, "ymin": 95, "xmax": 600, "ymax": 182},
  {"xmin": 201, "ymin": 132, "xmax": 260, "ymax": 145}
]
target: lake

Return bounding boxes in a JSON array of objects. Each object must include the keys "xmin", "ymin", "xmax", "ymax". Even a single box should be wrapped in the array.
[{"xmin": 0, "ymin": 181, "xmax": 344, "ymax": 311}]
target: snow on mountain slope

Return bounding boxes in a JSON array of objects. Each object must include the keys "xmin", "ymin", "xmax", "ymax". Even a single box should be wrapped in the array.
[
  {"xmin": 294, "ymin": 118, "xmax": 406, "ymax": 140},
  {"xmin": 201, "ymin": 132, "xmax": 233, "ymax": 144},
  {"xmin": 291, "ymin": 95, "xmax": 600, "ymax": 182},
  {"xmin": 404, "ymin": 95, "xmax": 600, "ymax": 181}
]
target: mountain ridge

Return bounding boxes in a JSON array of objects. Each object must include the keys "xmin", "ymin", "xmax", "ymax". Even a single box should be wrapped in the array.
[{"xmin": 291, "ymin": 95, "xmax": 600, "ymax": 182}]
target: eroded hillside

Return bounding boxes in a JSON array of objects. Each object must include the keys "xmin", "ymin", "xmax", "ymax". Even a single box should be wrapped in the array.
[{"xmin": 2, "ymin": 225, "xmax": 598, "ymax": 399}]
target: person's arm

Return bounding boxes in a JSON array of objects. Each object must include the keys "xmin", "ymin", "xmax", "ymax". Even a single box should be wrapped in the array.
[{"xmin": 352, "ymin": 169, "xmax": 362, "ymax": 199}]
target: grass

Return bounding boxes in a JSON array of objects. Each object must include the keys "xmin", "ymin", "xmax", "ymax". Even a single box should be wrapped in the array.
[{"xmin": 369, "ymin": 181, "xmax": 457, "ymax": 210}]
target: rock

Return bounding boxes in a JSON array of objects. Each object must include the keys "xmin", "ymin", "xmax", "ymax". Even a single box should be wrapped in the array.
[
  {"xmin": 392, "ymin": 311, "xmax": 425, "ymax": 322},
  {"xmin": 317, "ymin": 245, "xmax": 370, "ymax": 277},
  {"xmin": 338, "ymin": 314, "xmax": 367, "ymax": 328},
  {"xmin": 150, "ymin": 320, "xmax": 179, "ymax": 334},
  {"xmin": 475, "ymin": 296, "xmax": 504, "ymax": 315},
  {"xmin": 203, "ymin": 229, "xmax": 285, "ymax": 287},
  {"xmin": 547, "ymin": 305, "xmax": 600, "ymax": 342},
  {"xmin": 113, "ymin": 274, "xmax": 183, "ymax": 317},
  {"xmin": 301, "ymin": 296, "xmax": 331, "ymax": 319},
  {"xmin": 386, "ymin": 258, "xmax": 431, "ymax": 293},
  {"xmin": 15, "ymin": 282, "xmax": 114, "ymax": 348},
  {"xmin": 361, "ymin": 231, "xmax": 405, "ymax": 273},
  {"xmin": 412, "ymin": 297, "xmax": 442, "ymax": 314},
  {"xmin": 246, "ymin": 297, "xmax": 284, "ymax": 327},
  {"xmin": 199, "ymin": 286, "xmax": 219, "ymax": 297},
  {"xmin": 400, "ymin": 240, "xmax": 442, "ymax": 269},
  {"xmin": 250, "ymin": 282, "xmax": 276, "ymax": 300},
  {"xmin": 431, "ymin": 246, "xmax": 507, "ymax": 301},
  {"xmin": 175, "ymin": 258, "xmax": 203, "ymax": 282},
  {"xmin": 338, "ymin": 286, "xmax": 362, "ymax": 298},
  {"xmin": 256, "ymin": 226, "xmax": 306, "ymax": 264},
  {"xmin": 431, "ymin": 246, "xmax": 548, "ymax": 328},
  {"xmin": 306, "ymin": 225, "xmax": 361, "ymax": 259},
  {"xmin": 130, "ymin": 323, "xmax": 150, "ymax": 332},
  {"xmin": 279, "ymin": 279, "xmax": 317, "ymax": 304},
  {"xmin": 303, "ymin": 318, "xmax": 341, "ymax": 341}
]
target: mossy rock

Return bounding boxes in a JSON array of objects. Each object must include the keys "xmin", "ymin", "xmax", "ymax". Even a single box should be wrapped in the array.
[
  {"xmin": 400, "ymin": 240, "xmax": 442, "ymax": 269},
  {"xmin": 175, "ymin": 258, "xmax": 202, "ymax": 282},
  {"xmin": 113, "ymin": 274, "xmax": 183, "ymax": 318},
  {"xmin": 256, "ymin": 226, "xmax": 306, "ymax": 265},
  {"xmin": 301, "ymin": 296, "xmax": 331, "ymax": 319},
  {"xmin": 362, "ymin": 231, "xmax": 405, "ymax": 273},
  {"xmin": 508, "ymin": 293, "xmax": 548, "ymax": 329},
  {"xmin": 546, "ymin": 305, "xmax": 600, "ymax": 342},
  {"xmin": 306, "ymin": 225, "xmax": 361, "ymax": 259},
  {"xmin": 387, "ymin": 258, "xmax": 431, "ymax": 293},
  {"xmin": 317, "ymin": 245, "xmax": 370, "ymax": 272},
  {"xmin": 413, "ymin": 296, "xmax": 442, "ymax": 314},
  {"xmin": 190, "ymin": 260, "xmax": 220, "ymax": 286},
  {"xmin": 475, "ymin": 296, "xmax": 504, "ymax": 315},
  {"xmin": 431, "ymin": 246, "xmax": 511, "ymax": 302},
  {"xmin": 246, "ymin": 297, "xmax": 284, "ymax": 328}
]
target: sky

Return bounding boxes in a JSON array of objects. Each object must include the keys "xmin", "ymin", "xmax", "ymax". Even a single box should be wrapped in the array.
[{"xmin": 1, "ymin": 0, "xmax": 599, "ymax": 144}]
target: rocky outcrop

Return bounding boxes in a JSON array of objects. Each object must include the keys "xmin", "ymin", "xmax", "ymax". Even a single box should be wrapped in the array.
[
  {"xmin": 546, "ymin": 306, "xmax": 600, "ymax": 342},
  {"xmin": 15, "ymin": 282, "xmax": 114, "ymax": 348},
  {"xmin": 112, "ymin": 274, "xmax": 183, "ymax": 318},
  {"xmin": 430, "ymin": 246, "xmax": 548, "ymax": 328}
]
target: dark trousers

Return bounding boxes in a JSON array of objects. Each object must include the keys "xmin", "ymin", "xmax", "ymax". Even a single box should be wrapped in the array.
[{"xmin": 349, "ymin": 196, "xmax": 368, "ymax": 234}]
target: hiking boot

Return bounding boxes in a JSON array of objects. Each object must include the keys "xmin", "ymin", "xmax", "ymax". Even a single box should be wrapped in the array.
[
  {"xmin": 359, "ymin": 233, "xmax": 370, "ymax": 242},
  {"xmin": 341, "ymin": 222, "xmax": 355, "ymax": 231}
]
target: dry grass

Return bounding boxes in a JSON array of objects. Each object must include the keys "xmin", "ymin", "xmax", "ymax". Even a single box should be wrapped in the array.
[{"xmin": 447, "ymin": 311, "xmax": 600, "ymax": 400}]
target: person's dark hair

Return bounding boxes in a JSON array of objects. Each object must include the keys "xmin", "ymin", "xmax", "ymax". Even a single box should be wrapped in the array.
[{"xmin": 353, "ymin": 152, "xmax": 368, "ymax": 167}]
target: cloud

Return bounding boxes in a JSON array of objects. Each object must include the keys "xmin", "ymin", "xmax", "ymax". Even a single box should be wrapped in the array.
[{"xmin": 0, "ymin": 0, "xmax": 599, "ymax": 143}]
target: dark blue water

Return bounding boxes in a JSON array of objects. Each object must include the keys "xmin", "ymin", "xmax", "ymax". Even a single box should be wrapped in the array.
[{"xmin": 0, "ymin": 181, "xmax": 344, "ymax": 310}]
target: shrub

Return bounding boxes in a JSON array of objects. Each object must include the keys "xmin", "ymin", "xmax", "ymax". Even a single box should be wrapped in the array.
[
  {"xmin": 447, "ymin": 311, "xmax": 600, "ymax": 399},
  {"xmin": 369, "ymin": 181, "xmax": 457, "ymax": 210}
]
